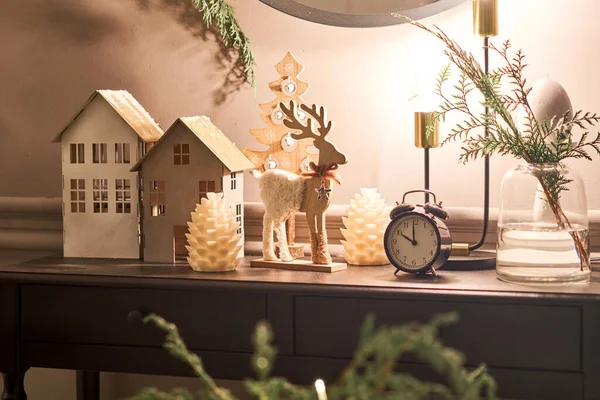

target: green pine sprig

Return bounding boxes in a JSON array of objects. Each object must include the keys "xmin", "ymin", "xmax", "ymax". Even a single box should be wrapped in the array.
[
  {"xmin": 330, "ymin": 313, "xmax": 497, "ymax": 400},
  {"xmin": 125, "ymin": 314, "xmax": 236, "ymax": 400},
  {"xmin": 394, "ymin": 14, "xmax": 599, "ymax": 270},
  {"xmin": 127, "ymin": 312, "xmax": 497, "ymax": 400},
  {"xmin": 193, "ymin": 0, "xmax": 256, "ymax": 88}
]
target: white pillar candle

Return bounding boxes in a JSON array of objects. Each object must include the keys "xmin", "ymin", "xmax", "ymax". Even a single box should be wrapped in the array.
[
  {"xmin": 341, "ymin": 188, "xmax": 390, "ymax": 266},
  {"xmin": 185, "ymin": 192, "xmax": 242, "ymax": 272}
]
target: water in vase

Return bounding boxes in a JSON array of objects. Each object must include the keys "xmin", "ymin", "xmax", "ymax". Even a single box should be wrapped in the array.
[{"xmin": 496, "ymin": 222, "xmax": 591, "ymax": 283}]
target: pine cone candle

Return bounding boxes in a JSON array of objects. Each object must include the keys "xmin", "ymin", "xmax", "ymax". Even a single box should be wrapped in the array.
[
  {"xmin": 186, "ymin": 192, "xmax": 242, "ymax": 272},
  {"xmin": 341, "ymin": 188, "xmax": 390, "ymax": 266}
]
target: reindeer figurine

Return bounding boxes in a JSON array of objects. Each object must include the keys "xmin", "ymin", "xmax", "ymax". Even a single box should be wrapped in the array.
[{"xmin": 252, "ymin": 101, "xmax": 347, "ymax": 267}]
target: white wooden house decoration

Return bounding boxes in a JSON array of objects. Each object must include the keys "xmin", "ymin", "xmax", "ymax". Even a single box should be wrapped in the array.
[
  {"xmin": 131, "ymin": 116, "xmax": 254, "ymax": 263},
  {"xmin": 53, "ymin": 90, "xmax": 164, "ymax": 258}
]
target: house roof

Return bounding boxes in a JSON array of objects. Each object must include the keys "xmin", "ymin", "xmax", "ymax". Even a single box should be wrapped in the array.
[
  {"xmin": 52, "ymin": 90, "xmax": 163, "ymax": 143},
  {"xmin": 130, "ymin": 115, "xmax": 254, "ymax": 172}
]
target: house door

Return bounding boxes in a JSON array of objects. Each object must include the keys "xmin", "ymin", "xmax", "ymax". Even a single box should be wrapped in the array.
[{"xmin": 173, "ymin": 226, "xmax": 188, "ymax": 259}]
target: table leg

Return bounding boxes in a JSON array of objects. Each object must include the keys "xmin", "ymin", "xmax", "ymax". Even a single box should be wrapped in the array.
[
  {"xmin": 76, "ymin": 371, "xmax": 99, "ymax": 400},
  {"xmin": 1, "ymin": 371, "xmax": 27, "ymax": 400}
]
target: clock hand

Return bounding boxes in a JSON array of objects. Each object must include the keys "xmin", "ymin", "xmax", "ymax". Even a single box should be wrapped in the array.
[
  {"xmin": 412, "ymin": 220, "xmax": 416, "ymax": 242},
  {"xmin": 401, "ymin": 233, "xmax": 417, "ymax": 246},
  {"xmin": 401, "ymin": 233, "xmax": 413, "ymax": 243}
]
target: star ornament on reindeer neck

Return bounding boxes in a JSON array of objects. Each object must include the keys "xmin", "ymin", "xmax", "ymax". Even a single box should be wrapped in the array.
[{"xmin": 251, "ymin": 100, "xmax": 348, "ymax": 273}]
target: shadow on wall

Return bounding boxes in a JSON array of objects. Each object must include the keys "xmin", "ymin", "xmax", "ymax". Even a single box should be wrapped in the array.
[
  {"xmin": 135, "ymin": 0, "xmax": 249, "ymax": 105},
  {"xmin": 45, "ymin": 0, "xmax": 248, "ymax": 105},
  {"xmin": 41, "ymin": 1, "xmax": 123, "ymax": 45}
]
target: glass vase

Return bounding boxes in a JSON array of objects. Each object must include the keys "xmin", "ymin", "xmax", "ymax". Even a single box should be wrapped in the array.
[{"xmin": 497, "ymin": 163, "xmax": 590, "ymax": 284}]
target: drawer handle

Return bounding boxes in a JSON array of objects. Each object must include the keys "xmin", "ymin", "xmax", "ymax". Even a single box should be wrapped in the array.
[{"xmin": 127, "ymin": 310, "xmax": 145, "ymax": 325}]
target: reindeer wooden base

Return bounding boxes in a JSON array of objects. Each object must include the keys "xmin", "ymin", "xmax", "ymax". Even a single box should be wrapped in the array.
[
  {"xmin": 251, "ymin": 101, "xmax": 348, "ymax": 273},
  {"xmin": 250, "ymin": 259, "xmax": 347, "ymax": 273}
]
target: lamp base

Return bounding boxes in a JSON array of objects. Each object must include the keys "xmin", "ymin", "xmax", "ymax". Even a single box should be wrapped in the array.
[{"xmin": 444, "ymin": 250, "xmax": 496, "ymax": 270}]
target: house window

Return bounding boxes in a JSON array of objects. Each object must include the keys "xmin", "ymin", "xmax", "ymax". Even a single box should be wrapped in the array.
[
  {"xmin": 92, "ymin": 143, "xmax": 107, "ymax": 164},
  {"xmin": 199, "ymin": 180, "xmax": 216, "ymax": 202},
  {"xmin": 69, "ymin": 143, "xmax": 85, "ymax": 164},
  {"xmin": 115, "ymin": 179, "xmax": 131, "ymax": 213},
  {"xmin": 235, "ymin": 204, "xmax": 242, "ymax": 234},
  {"xmin": 149, "ymin": 180, "xmax": 165, "ymax": 216},
  {"xmin": 115, "ymin": 143, "xmax": 131, "ymax": 164},
  {"xmin": 70, "ymin": 179, "xmax": 85, "ymax": 213},
  {"xmin": 93, "ymin": 179, "xmax": 108, "ymax": 213},
  {"xmin": 174, "ymin": 144, "xmax": 190, "ymax": 165},
  {"xmin": 230, "ymin": 172, "xmax": 237, "ymax": 190}
]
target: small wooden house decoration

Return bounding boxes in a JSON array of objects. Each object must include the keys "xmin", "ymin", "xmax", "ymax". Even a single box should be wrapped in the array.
[
  {"xmin": 131, "ymin": 116, "xmax": 254, "ymax": 263},
  {"xmin": 53, "ymin": 90, "xmax": 164, "ymax": 258}
]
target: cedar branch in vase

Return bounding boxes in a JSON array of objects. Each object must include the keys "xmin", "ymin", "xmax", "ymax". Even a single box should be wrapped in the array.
[{"xmin": 399, "ymin": 16, "xmax": 600, "ymax": 271}]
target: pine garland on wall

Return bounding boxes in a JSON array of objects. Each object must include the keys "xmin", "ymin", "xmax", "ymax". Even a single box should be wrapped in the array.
[{"xmin": 193, "ymin": 0, "xmax": 256, "ymax": 87}]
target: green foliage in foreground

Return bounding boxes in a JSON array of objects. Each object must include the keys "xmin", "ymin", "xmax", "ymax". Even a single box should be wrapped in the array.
[{"xmin": 126, "ymin": 313, "xmax": 497, "ymax": 400}]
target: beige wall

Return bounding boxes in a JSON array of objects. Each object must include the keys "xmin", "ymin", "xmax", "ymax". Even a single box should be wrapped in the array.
[
  {"xmin": 1, "ymin": 0, "xmax": 600, "ymax": 210},
  {"xmin": 2, "ymin": 0, "xmax": 600, "ymax": 398}
]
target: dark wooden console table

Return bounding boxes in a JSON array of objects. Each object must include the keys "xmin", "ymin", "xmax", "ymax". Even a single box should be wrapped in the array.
[{"xmin": 1, "ymin": 251, "xmax": 600, "ymax": 400}]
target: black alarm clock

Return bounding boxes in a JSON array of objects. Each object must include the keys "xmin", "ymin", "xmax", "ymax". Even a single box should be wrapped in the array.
[{"xmin": 384, "ymin": 189, "xmax": 452, "ymax": 276}]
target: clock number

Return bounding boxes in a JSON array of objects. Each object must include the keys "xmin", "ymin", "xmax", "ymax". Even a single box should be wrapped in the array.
[
  {"xmin": 393, "ymin": 248, "xmax": 400, "ymax": 256},
  {"xmin": 430, "ymin": 229, "xmax": 435, "ymax": 236},
  {"xmin": 403, "ymin": 222, "xmax": 409, "ymax": 229},
  {"xmin": 403, "ymin": 256, "xmax": 407, "ymax": 262},
  {"xmin": 430, "ymin": 250, "xmax": 434, "ymax": 256},
  {"xmin": 412, "ymin": 259, "xmax": 416, "ymax": 266},
  {"xmin": 392, "ymin": 238, "xmax": 397, "ymax": 245},
  {"xmin": 414, "ymin": 220, "xmax": 419, "ymax": 226},
  {"xmin": 422, "ymin": 257, "xmax": 427, "ymax": 263}
]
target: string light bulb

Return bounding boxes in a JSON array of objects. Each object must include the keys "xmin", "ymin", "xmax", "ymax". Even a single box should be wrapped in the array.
[{"xmin": 314, "ymin": 379, "xmax": 328, "ymax": 400}]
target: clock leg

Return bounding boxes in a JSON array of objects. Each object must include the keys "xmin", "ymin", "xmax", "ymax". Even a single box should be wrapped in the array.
[
  {"xmin": 1, "ymin": 370, "xmax": 28, "ymax": 400},
  {"xmin": 430, "ymin": 267, "xmax": 437, "ymax": 277}
]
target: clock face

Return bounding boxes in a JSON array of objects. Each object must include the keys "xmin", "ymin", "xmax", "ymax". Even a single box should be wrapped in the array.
[{"xmin": 384, "ymin": 213, "xmax": 441, "ymax": 272}]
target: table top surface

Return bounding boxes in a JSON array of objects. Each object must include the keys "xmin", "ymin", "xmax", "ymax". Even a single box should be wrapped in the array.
[{"xmin": 1, "ymin": 250, "xmax": 600, "ymax": 300}]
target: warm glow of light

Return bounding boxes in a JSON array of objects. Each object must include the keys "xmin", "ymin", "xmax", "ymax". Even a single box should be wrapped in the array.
[{"xmin": 315, "ymin": 379, "xmax": 328, "ymax": 400}]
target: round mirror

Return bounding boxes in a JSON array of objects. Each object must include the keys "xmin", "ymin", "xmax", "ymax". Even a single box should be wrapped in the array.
[{"xmin": 259, "ymin": 0, "xmax": 466, "ymax": 28}]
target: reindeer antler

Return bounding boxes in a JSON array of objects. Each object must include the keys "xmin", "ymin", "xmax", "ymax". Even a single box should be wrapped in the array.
[
  {"xmin": 300, "ymin": 104, "xmax": 332, "ymax": 137},
  {"xmin": 280, "ymin": 101, "xmax": 317, "ymax": 141},
  {"xmin": 280, "ymin": 100, "xmax": 347, "ymax": 169}
]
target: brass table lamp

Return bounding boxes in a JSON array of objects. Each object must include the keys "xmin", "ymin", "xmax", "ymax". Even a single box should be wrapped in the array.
[
  {"xmin": 414, "ymin": 111, "xmax": 439, "ymax": 204},
  {"xmin": 413, "ymin": 0, "xmax": 498, "ymax": 270}
]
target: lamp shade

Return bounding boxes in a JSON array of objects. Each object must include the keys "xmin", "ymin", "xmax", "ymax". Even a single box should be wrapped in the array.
[
  {"xmin": 414, "ymin": 112, "xmax": 439, "ymax": 148},
  {"xmin": 473, "ymin": 0, "xmax": 498, "ymax": 37}
]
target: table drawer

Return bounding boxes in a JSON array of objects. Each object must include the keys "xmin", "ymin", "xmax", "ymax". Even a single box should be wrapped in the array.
[
  {"xmin": 295, "ymin": 296, "xmax": 581, "ymax": 371},
  {"xmin": 22, "ymin": 285, "xmax": 266, "ymax": 352},
  {"xmin": 0, "ymin": 283, "xmax": 18, "ymax": 372}
]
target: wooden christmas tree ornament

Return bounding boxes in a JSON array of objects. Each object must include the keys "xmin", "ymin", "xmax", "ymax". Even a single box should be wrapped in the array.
[
  {"xmin": 341, "ymin": 188, "xmax": 391, "ymax": 266},
  {"xmin": 186, "ymin": 192, "xmax": 242, "ymax": 272},
  {"xmin": 251, "ymin": 101, "xmax": 348, "ymax": 273},
  {"xmin": 243, "ymin": 52, "xmax": 317, "ymax": 260}
]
